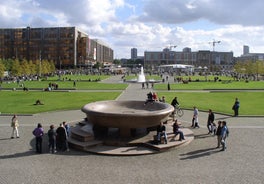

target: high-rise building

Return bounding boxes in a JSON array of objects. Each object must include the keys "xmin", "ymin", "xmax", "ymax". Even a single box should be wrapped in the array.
[
  {"xmin": 131, "ymin": 48, "xmax": 137, "ymax": 60},
  {"xmin": 243, "ymin": 45, "xmax": 249, "ymax": 55},
  {"xmin": 0, "ymin": 26, "xmax": 113, "ymax": 68}
]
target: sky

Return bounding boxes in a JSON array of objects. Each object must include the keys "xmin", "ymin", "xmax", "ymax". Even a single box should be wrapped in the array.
[{"xmin": 1, "ymin": 0, "xmax": 264, "ymax": 59}]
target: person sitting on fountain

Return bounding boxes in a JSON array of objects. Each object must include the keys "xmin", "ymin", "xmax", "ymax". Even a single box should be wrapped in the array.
[
  {"xmin": 173, "ymin": 119, "xmax": 185, "ymax": 141},
  {"xmin": 152, "ymin": 92, "xmax": 158, "ymax": 101},
  {"xmin": 144, "ymin": 91, "xmax": 154, "ymax": 105},
  {"xmin": 157, "ymin": 121, "xmax": 168, "ymax": 144}
]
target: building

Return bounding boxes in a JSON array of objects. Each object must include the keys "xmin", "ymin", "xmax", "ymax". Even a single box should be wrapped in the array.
[
  {"xmin": 144, "ymin": 47, "xmax": 233, "ymax": 72},
  {"xmin": 236, "ymin": 45, "xmax": 264, "ymax": 62},
  {"xmin": 0, "ymin": 26, "xmax": 113, "ymax": 68},
  {"xmin": 131, "ymin": 48, "xmax": 137, "ymax": 60}
]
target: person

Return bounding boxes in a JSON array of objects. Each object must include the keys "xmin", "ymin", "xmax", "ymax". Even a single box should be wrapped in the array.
[
  {"xmin": 48, "ymin": 125, "xmax": 56, "ymax": 153},
  {"xmin": 192, "ymin": 106, "xmax": 199, "ymax": 128},
  {"xmin": 73, "ymin": 80, "xmax": 76, "ymax": 87},
  {"xmin": 167, "ymin": 82, "xmax": 171, "ymax": 91},
  {"xmin": 160, "ymin": 96, "xmax": 166, "ymax": 103},
  {"xmin": 156, "ymin": 122, "xmax": 167, "ymax": 144},
  {"xmin": 220, "ymin": 121, "xmax": 229, "ymax": 151},
  {"xmin": 232, "ymin": 98, "xmax": 240, "ymax": 116},
  {"xmin": 34, "ymin": 99, "xmax": 44, "ymax": 105},
  {"xmin": 172, "ymin": 120, "xmax": 185, "ymax": 141},
  {"xmin": 152, "ymin": 92, "xmax": 158, "ymax": 101},
  {"xmin": 11, "ymin": 114, "xmax": 20, "ymax": 139},
  {"xmin": 171, "ymin": 97, "xmax": 180, "ymax": 116},
  {"xmin": 171, "ymin": 97, "xmax": 179, "ymax": 108},
  {"xmin": 144, "ymin": 91, "xmax": 154, "ymax": 105},
  {"xmin": 63, "ymin": 121, "xmax": 70, "ymax": 137},
  {"xmin": 215, "ymin": 121, "xmax": 222, "ymax": 148},
  {"xmin": 32, "ymin": 123, "xmax": 44, "ymax": 153},
  {"xmin": 207, "ymin": 109, "xmax": 215, "ymax": 134},
  {"xmin": 141, "ymin": 82, "xmax": 145, "ymax": 89},
  {"xmin": 56, "ymin": 124, "xmax": 68, "ymax": 151}
]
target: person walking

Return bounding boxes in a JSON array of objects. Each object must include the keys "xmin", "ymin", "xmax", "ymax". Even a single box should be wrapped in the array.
[
  {"xmin": 11, "ymin": 114, "xmax": 20, "ymax": 139},
  {"xmin": 232, "ymin": 98, "xmax": 240, "ymax": 116},
  {"xmin": 207, "ymin": 109, "xmax": 215, "ymax": 134},
  {"xmin": 32, "ymin": 123, "xmax": 44, "ymax": 153},
  {"xmin": 192, "ymin": 106, "xmax": 199, "ymax": 128}
]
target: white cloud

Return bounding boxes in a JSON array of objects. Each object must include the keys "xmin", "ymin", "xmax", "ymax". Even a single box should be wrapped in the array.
[{"xmin": 1, "ymin": 0, "xmax": 264, "ymax": 59}]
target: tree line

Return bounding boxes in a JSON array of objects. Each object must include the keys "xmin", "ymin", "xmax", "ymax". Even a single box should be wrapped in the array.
[
  {"xmin": 234, "ymin": 60, "xmax": 264, "ymax": 79},
  {"xmin": 0, "ymin": 59, "xmax": 56, "ymax": 78}
]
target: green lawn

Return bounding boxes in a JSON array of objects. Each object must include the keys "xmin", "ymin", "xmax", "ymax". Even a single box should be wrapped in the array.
[
  {"xmin": 1, "ymin": 81, "xmax": 128, "ymax": 90},
  {"xmin": 47, "ymin": 74, "xmax": 110, "ymax": 81},
  {"xmin": 0, "ymin": 91, "xmax": 121, "ymax": 114},
  {"xmin": 155, "ymin": 81, "xmax": 264, "ymax": 90},
  {"xmin": 158, "ymin": 91, "xmax": 264, "ymax": 115},
  {"xmin": 0, "ymin": 74, "xmax": 263, "ymax": 115}
]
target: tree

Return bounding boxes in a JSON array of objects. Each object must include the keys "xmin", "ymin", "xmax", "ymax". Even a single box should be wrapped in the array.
[
  {"xmin": 28, "ymin": 60, "xmax": 37, "ymax": 75},
  {"xmin": 49, "ymin": 61, "xmax": 56, "ymax": 73},
  {"xmin": 234, "ymin": 60, "xmax": 264, "ymax": 80},
  {"xmin": 41, "ymin": 60, "xmax": 50, "ymax": 75},
  {"xmin": 0, "ymin": 60, "xmax": 6, "ymax": 78},
  {"xmin": 21, "ymin": 59, "xmax": 31, "ymax": 75},
  {"xmin": 113, "ymin": 59, "xmax": 121, "ymax": 65},
  {"xmin": 35, "ymin": 60, "xmax": 41, "ymax": 76},
  {"xmin": 11, "ymin": 59, "xmax": 22, "ymax": 76}
]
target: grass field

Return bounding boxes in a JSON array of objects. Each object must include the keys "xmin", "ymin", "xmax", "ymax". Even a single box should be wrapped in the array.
[
  {"xmin": 157, "ymin": 91, "xmax": 264, "ymax": 115},
  {"xmin": 47, "ymin": 74, "xmax": 110, "ymax": 81},
  {"xmin": 1, "ymin": 81, "xmax": 128, "ymax": 90},
  {"xmin": 154, "ymin": 80, "xmax": 264, "ymax": 90},
  {"xmin": 0, "ymin": 91, "xmax": 121, "ymax": 114},
  {"xmin": 0, "ymin": 74, "xmax": 263, "ymax": 115}
]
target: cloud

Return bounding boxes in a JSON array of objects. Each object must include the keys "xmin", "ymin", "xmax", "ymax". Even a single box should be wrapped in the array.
[
  {"xmin": 0, "ymin": 0, "xmax": 264, "ymax": 59},
  {"xmin": 137, "ymin": 0, "xmax": 264, "ymax": 26}
]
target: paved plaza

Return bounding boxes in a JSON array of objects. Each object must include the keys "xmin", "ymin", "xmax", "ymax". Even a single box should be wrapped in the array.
[{"xmin": 0, "ymin": 75, "xmax": 264, "ymax": 184}]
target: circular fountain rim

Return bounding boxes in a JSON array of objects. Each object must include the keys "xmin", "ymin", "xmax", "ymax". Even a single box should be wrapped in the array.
[{"xmin": 82, "ymin": 100, "xmax": 174, "ymax": 116}]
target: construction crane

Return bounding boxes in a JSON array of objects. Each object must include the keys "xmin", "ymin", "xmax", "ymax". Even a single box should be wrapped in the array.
[
  {"xmin": 167, "ymin": 44, "xmax": 177, "ymax": 51},
  {"xmin": 209, "ymin": 40, "xmax": 221, "ymax": 51}
]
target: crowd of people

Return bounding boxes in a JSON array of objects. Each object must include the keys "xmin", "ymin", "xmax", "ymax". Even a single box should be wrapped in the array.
[
  {"xmin": 31, "ymin": 121, "xmax": 70, "ymax": 154},
  {"xmin": 153, "ymin": 96, "xmax": 232, "ymax": 152}
]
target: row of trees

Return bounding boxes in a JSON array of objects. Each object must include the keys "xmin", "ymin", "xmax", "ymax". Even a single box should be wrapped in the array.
[
  {"xmin": 234, "ymin": 60, "xmax": 264, "ymax": 79},
  {"xmin": 0, "ymin": 59, "xmax": 56, "ymax": 78}
]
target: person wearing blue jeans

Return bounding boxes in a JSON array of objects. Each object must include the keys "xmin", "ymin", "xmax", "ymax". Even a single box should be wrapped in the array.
[
  {"xmin": 220, "ymin": 121, "xmax": 229, "ymax": 151},
  {"xmin": 173, "ymin": 120, "xmax": 185, "ymax": 141},
  {"xmin": 157, "ymin": 122, "xmax": 167, "ymax": 144}
]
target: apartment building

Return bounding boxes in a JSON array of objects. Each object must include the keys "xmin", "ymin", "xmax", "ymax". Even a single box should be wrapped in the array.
[{"xmin": 0, "ymin": 27, "xmax": 113, "ymax": 68}]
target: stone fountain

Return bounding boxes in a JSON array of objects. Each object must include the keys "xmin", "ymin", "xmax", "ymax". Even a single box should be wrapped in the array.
[{"xmin": 81, "ymin": 100, "xmax": 174, "ymax": 137}]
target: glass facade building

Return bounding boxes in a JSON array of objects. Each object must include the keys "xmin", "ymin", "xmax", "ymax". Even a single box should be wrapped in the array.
[{"xmin": 0, "ymin": 27, "xmax": 113, "ymax": 68}]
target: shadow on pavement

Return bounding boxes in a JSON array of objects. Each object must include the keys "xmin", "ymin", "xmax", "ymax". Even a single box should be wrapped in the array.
[{"xmin": 179, "ymin": 147, "xmax": 222, "ymax": 160}]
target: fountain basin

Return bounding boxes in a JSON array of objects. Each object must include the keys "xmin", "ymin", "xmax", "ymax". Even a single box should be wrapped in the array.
[{"xmin": 82, "ymin": 100, "xmax": 174, "ymax": 137}]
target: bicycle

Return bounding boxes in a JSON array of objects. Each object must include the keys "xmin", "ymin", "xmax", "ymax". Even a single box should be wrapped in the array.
[{"xmin": 173, "ymin": 105, "xmax": 184, "ymax": 118}]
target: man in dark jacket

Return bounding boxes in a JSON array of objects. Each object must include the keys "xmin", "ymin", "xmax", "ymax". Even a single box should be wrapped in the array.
[{"xmin": 207, "ymin": 109, "xmax": 215, "ymax": 134}]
